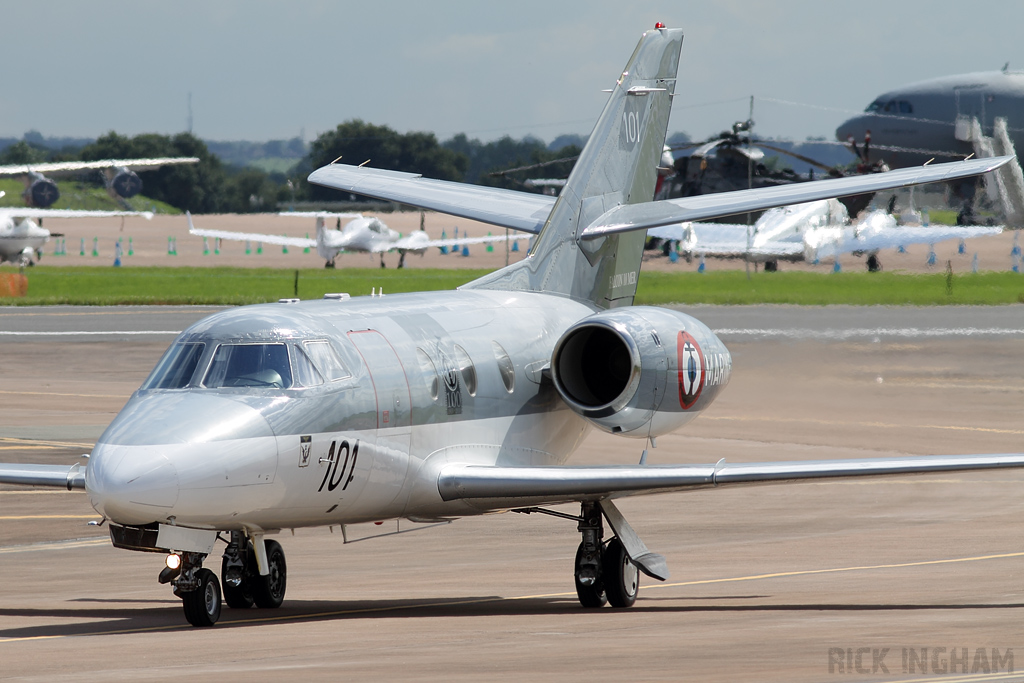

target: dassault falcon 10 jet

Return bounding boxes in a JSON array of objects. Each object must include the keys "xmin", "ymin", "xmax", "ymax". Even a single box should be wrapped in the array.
[{"xmin": 1, "ymin": 26, "xmax": 1021, "ymax": 628}]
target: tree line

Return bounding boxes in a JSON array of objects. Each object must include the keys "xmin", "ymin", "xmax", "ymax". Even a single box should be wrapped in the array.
[{"xmin": 0, "ymin": 121, "xmax": 588, "ymax": 213}]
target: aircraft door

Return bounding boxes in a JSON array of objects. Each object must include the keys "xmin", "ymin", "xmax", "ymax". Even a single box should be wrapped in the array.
[{"xmin": 348, "ymin": 330, "xmax": 412, "ymax": 512}]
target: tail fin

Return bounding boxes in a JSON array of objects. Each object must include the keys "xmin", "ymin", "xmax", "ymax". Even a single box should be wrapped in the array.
[{"xmin": 467, "ymin": 27, "xmax": 682, "ymax": 308}]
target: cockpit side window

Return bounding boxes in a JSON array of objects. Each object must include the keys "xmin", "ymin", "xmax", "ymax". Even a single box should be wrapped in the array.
[
  {"xmin": 143, "ymin": 342, "xmax": 205, "ymax": 389},
  {"xmin": 204, "ymin": 343, "xmax": 293, "ymax": 389},
  {"xmin": 866, "ymin": 100, "xmax": 884, "ymax": 113},
  {"xmin": 303, "ymin": 340, "xmax": 351, "ymax": 381},
  {"xmin": 899, "ymin": 100, "xmax": 913, "ymax": 113},
  {"xmin": 291, "ymin": 345, "xmax": 324, "ymax": 387}
]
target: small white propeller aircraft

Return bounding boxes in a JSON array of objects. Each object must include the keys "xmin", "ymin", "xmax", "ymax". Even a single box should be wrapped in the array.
[
  {"xmin": 188, "ymin": 212, "xmax": 530, "ymax": 267},
  {"xmin": 2, "ymin": 26, "xmax": 1022, "ymax": 628},
  {"xmin": 649, "ymin": 199, "xmax": 1002, "ymax": 271},
  {"xmin": 0, "ymin": 157, "xmax": 199, "ymax": 208},
  {"xmin": 0, "ymin": 205, "xmax": 154, "ymax": 267}
]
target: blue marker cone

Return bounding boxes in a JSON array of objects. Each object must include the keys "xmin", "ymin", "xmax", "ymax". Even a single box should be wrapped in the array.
[
  {"xmin": 511, "ymin": 240, "xmax": 519, "ymax": 252},
  {"xmin": 697, "ymin": 254, "xmax": 706, "ymax": 273},
  {"xmin": 462, "ymin": 244, "xmax": 470, "ymax": 257},
  {"xmin": 833, "ymin": 259, "xmax": 842, "ymax": 273},
  {"xmin": 958, "ymin": 238, "xmax": 966, "ymax": 255},
  {"xmin": 898, "ymin": 245, "xmax": 906, "ymax": 254},
  {"xmin": 439, "ymin": 229, "xmax": 448, "ymax": 254},
  {"xmin": 927, "ymin": 246, "xmax": 937, "ymax": 267},
  {"xmin": 669, "ymin": 249, "xmax": 678, "ymax": 263},
  {"xmin": 113, "ymin": 240, "xmax": 122, "ymax": 267}
]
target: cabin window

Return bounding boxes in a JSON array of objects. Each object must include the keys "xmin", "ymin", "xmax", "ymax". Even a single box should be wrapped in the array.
[
  {"xmin": 453, "ymin": 344, "xmax": 477, "ymax": 396},
  {"xmin": 303, "ymin": 340, "xmax": 351, "ymax": 381},
  {"xmin": 291, "ymin": 345, "xmax": 324, "ymax": 387},
  {"xmin": 417, "ymin": 348, "xmax": 439, "ymax": 400},
  {"xmin": 143, "ymin": 342, "xmax": 205, "ymax": 389},
  {"xmin": 204, "ymin": 343, "xmax": 293, "ymax": 389},
  {"xmin": 492, "ymin": 341, "xmax": 515, "ymax": 393}
]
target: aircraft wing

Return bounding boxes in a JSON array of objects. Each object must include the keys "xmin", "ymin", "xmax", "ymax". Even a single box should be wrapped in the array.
[
  {"xmin": 0, "ymin": 157, "xmax": 200, "ymax": 176},
  {"xmin": 187, "ymin": 213, "xmax": 315, "ymax": 248},
  {"xmin": 382, "ymin": 232, "xmax": 533, "ymax": 253},
  {"xmin": 808, "ymin": 225, "xmax": 1002, "ymax": 260},
  {"xmin": 647, "ymin": 223, "xmax": 805, "ymax": 259},
  {"xmin": 438, "ymin": 453, "xmax": 1024, "ymax": 509},
  {"xmin": 0, "ymin": 463, "xmax": 85, "ymax": 490},
  {"xmin": 581, "ymin": 157, "xmax": 1014, "ymax": 239},
  {"xmin": 308, "ymin": 165, "xmax": 556, "ymax": 234},
  {"xmin": 1, "ymin": 208, "xmax": 154, "ymax": 220}
]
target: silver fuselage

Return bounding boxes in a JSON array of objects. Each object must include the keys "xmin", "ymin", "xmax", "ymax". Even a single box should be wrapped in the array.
[{"xmin": 86, "ymin": 290, "xmax": 729, "ymax": 532}]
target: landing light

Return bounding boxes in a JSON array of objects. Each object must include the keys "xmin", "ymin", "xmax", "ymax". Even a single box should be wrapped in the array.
[{"xmin": 165, "ymin": 553, "xmax": 182, "ymax": 570}]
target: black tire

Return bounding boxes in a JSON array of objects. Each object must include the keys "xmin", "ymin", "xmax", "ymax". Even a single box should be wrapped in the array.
[
  {"xmin": 764, "ymin": 260, "xmax": 778, "ymax": 272},
  {"xmin": 221, "ymin": 554, "xmax": 254, "ymax": 609},
  {"xmin": 574, "ymin": 542, "xmax": 607, "ymax": 608},
  {"xmin": 251, "ymin": 539, "xmax": 287, "ymax": 609},
  {"xmin": 866, "ymin": 254, "xmax": 882, "ymax": 272},
  {"xmin": 602, "ymin": 537, "xmax": 639, "ymax": 608},
  {"xmin": 182, "ymin": 568, "xmax": 222, "ymax": 627}
]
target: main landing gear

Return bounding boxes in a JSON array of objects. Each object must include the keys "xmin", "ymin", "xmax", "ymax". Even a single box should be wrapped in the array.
[
  {"xmin": 162, "ymin": 531, "xmax": 288, "ymax": 627},
  {"xmin": 517, "ymin": 500, "xmax": 666, "ymax": 610}
]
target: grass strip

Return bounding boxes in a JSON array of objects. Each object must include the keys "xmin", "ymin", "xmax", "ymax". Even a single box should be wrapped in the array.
[{"xmin": 3, "ymin": 267, "xmax": 1024, "ymax": 306}]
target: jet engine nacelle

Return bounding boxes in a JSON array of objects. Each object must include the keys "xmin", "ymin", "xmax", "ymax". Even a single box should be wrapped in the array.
[
  {"xmin": 25, "ymin": 175, "xmax": 59, "ymax": 208},
  {"xmin": 109, "ymin": 168, "xmax": 143, "ymax": 198},
  {"xmin": 550, "ymin": 307, "xmax": 732, "ymax": 437}
]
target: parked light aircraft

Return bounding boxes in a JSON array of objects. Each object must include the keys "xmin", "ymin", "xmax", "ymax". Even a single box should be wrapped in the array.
[
  {"xmin": 0, "ymin": 206, "xmax": 153, "ymax": 266},
  {"xmin": 836, "ymin": 69, "xmax": 1024, "ymax": 169},
  {"xmin": 648, "ymin": 199, "xmax": 1001, "ymax": 271},
  {"xmin": 1, "ymin": 27, "xmax": 1021, "ymax": 628},
  {"xmin": 0, "ymin": 157, "xmax": 199, "ymax": 208},
  {"xmin": 188, "ymin": 212, "xmax": 530, "ymax": 268}
]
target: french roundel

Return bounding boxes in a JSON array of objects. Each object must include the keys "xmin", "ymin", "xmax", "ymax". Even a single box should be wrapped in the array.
[{"xmin": 677, "ymin": 331, "xmax": 705, "ymax": 409}]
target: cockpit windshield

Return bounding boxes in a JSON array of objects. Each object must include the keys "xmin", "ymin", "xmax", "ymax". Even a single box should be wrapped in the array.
[
  {"xmin": 142, "ymin": 342, "xmax": 206, "ymax": 389},
  {"xmin": 204, "ymin": 343, "xmax": 293, "ymax": 389}
]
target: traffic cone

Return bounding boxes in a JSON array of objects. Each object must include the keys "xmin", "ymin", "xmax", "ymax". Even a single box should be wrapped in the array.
[
  {"xmin": 927, "ymin": 245, "xmax": 937, "ymax": 267},
  {"xmin": 439, "ymin": 229, "xmax": 448, "ymax": 255},
  {"xmin": 486, "ymin": 231, "xmax": 494, "ymax": 252},
  {"xmin": 282, "ymin": 236, "xmax": 288, "ymax": 254},
  {"xmin": 245, "ymin": 240, "xmax": 252, "ymax": 255},
  {"xmin": 462, "ymin": 244, "xmax": 470, "ymax": 257},
  {"xmin": 167, "ymin": 237, "xmax": 174, "ymax": 255},
  {"xmin": 80, "ymin": 238, "xmax": 85, "ymax": 256},
  {"xmin": 972, "ymin": 252, "xmax": 979, "ymax": 273},
  {"xmin": 511, "ymin": 240, "xmax": 519, "ymax": 252},
  {"xmin": 214, "ymin": 238, "xmax": 220, "ymax": 255},
  {"xmin": 697, "ymin": 254, "xmax": 706, "ymax": 273},
  {"xmin": 127, "ymin": 237, "xmax": 134, "ymax": 256},
  {"xmin": 303, "ymin": 233, "xmax": 310, "ymax": 254},
  {"xmin": 958, "ymin": 238, "xmax": 966, "ymax": 255},
  {"xmin": 203, "ymin": 237, "xmax": 210, "ymax": 255},
  {"xmin": 92, "ymin": 237, "xmax": 99, "ymax": 257},
  {"xmin": 257, "ymin": 242, "xmax": 263, "ymax": 255},
  {"xmin": 833, "ymin": 258, "xmax": 841, "ymax": 273}
]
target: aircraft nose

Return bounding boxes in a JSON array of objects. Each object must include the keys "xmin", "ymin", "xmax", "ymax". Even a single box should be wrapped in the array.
[
  {"xmin": 835, "ymin": 116, "xmax": 866, "ymax": 144},
  {"xmin": 87, "ymin": 445, "xmax": 179, "ymax": 525}
]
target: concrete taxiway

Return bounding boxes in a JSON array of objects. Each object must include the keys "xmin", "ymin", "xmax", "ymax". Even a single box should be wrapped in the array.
[{"xmin": 2, "ymin": 305, "xmax": 1024, "ymax": 681}]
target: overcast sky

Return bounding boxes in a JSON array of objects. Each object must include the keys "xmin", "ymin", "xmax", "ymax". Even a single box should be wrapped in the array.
[{"xmin": 4, "ymin": 1, "xmax": 1023, "ymax": 145}]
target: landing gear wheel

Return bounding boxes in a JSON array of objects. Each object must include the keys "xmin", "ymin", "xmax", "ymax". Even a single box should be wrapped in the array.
[
  {"xmin": 602, "ymin": 537, "xmax": 639, "ymax": 608},
  {"xmin": 182, "ymin": 568, "xmax": 221, "ymax": 627},
  {"xmin": 251, "ymin": 539, "xmax": 287, "ymax": 608},
  {"xmin": 221, "ymin": 554, "xmax": 254, "ymax": 609},
  {"xmin": 574, "ymin": 542, "xmax": 607, "ymax": 608},
  {"xmin": 764, "ymin": 260, "xmax": 778, "ymax": 272}
]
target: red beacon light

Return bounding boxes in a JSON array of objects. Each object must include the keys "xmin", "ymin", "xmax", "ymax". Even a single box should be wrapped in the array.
[{"xmin": 654, "ymin": 22, "xmax": 665, "ymax": 29}]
